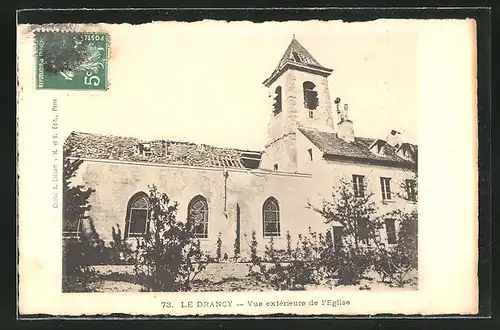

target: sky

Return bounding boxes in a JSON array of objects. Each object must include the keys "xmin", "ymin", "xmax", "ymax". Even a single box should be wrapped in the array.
[{"xmin": 60, "ymin": 20, "xmax": 418, "ymax": 150}]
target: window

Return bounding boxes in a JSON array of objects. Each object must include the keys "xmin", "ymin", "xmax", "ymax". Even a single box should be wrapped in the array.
[
  {"xmin": 272, "ymin": 86, "xmax": 282, "ymax": 115},
  {"xmin": 406, "ymin": 179, "xmax": 417, "ymax": 201},
  {"xmin": 188, "ymin": 195, "xmax": 209, "ymax": 238},
  {"xmin": 125, "ymin": 193, "xmax": 149, "ymax": 238},
  {"xmin": 380, "ymin": 177, "xmax": 392, "ymax": 200},
  {"xmin": 273, "ymin": 164, "xmax": 278, "ymax": 171},
  {"xmin": 263, "ymin": 197, "xmax": 280, "ymax": 237},
  {"xmin": 303, "ymin": 81, "xmax": 318, "ymax": 112},
  {"xmin": 385, "ymin": 219, "xmax": 397, "ymax": 244},
  {"xmin": 352, "ymin": 175, "xmax": 365, "ymax": 197},
  {"xmin": 308, "ymin": 148, "xmax": 313, "ymax": 161},
  {"xmin": 63, "ymin": 218, "xmax": 82, "ymax": 239},
  {"xmin": 358, "ymin": 218, "xmax": 371, "ymax": 245}
]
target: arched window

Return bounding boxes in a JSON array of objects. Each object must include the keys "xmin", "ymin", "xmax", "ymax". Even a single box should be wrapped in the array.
[
  {"xmin": 303, "ymin": 81, "xmax": 318, "ymax": 116},
  {"xmin": 188, "ymin": 195, "xmax": 209, "ymax": 238},
  {"xmin": 272, "ymin": 86, "xmax": 282, "ymax": 115},
  {"xmin": 124, "ymin": 192, "xmax": 150, "ymax": 238},
  {"xmin": 263, "ymin": 197, "xmax": 280, "ymax": 237}
]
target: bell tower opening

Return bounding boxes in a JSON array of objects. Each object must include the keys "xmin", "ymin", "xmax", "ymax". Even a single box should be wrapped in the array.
[{"xmin": 260, "ymin": 36, "xmax": 335, "ymax": 172}]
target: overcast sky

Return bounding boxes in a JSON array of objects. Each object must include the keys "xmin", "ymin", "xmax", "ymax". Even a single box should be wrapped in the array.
[{"xmin": 61, "ymin": 20, "xmax": 418, "ymax": 150}]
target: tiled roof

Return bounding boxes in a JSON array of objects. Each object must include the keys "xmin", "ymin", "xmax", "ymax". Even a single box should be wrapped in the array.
[
  {"xmin": 298, "ymin": 128, "xmax": 417, "ymax": 168},
  {"xmin": 263, "ymin": 37, "xmax": 333, "ymax": 86},
  {"xmin": 64, "ymin": 132, "xmax": 262, "ymax": 169},
  {"xmin": 277, "ymin": 37, "xmax": 325, "ymax": 70}
]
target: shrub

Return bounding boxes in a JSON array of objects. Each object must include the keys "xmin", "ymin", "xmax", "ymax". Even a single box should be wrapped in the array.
[
  {"xmin": 133, "ymin": 185, "xmax": 209, "ymax": 292},
  {"xmin": 216, "ymin": 232, "xmax": 222, "ymax": 262},
  {"xmin": 333, "ymin": 247, "xmax": 373, "ymax": 285},
  {"xmin": 233, "ymin": 232, "xmax": 240, "ymax": 261},
  {"xmin": 109, "ymin": 224, "xmax": 134, "ymax": 264},
  {"xmin": 373, "ymin": 209, "xmax": 418, "ymax": 287},
  {"xmin": 244, "ymin": 230, "xmax": 260, "ymax": 273},
  {"xmin": 308, "ymin": 178, "xmax": 385, "ymax": 285},
  {"xmin": 285, "ymin": 231, "xmax": 292, "ymax": 258},
  {"xmin": 62, "ymin": 237, "xmax": 98, "ymax": 292},
  {"xmin": 247, "ymin": 230, "xmax": 322, "ymax": 291}
]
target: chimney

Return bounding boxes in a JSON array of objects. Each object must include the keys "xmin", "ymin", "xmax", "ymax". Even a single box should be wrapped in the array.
[
  {"xmin": 386, "ymin": 130, "xmax": 402, "ymax": 147},
  {"xmin": 336, "ymin": 102, "xmax": 354, "ymax": 142}
]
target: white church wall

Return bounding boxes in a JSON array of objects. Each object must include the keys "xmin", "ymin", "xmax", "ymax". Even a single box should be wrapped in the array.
[
  {"xmin": 309, "ymin": 157, "xmax": 418, "ymax": 246},
  {"xmin": 73, "ymin": 159, "xmax": 330, "ymax": 259}
]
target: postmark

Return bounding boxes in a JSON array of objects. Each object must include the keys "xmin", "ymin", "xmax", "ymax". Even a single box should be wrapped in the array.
[{"xmin": 35, "ymin": 31, "xmax": 109, "ymax": 90}]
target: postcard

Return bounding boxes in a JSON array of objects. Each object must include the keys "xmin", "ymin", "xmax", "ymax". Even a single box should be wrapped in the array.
[{"xmin": 17, "ymin": 18, "xmax": 478, "ymax": 316}]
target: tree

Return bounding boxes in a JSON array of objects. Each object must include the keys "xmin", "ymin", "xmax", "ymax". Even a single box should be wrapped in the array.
[
  {"xmin": 62, "ymin": 157, "xmax": 101, "ymax": 291},
  {"xmin": 373, "ymin": 208, "xmax": 418, "ymax": 287},
  {"xmin": 63, "ymin": 157, "xmax": 99, "ymax": 244},
  {"xmin": 246, "ymin": 229, "xmax": 322, "ymax": 291},
  {"xmin": 133, "ymin": 185, "xmax": 209, "ymax": 292},
  {"xmin": 310, "ymin": 177, "xmax": 383, "ymax": 249},
  {"xmin": 308, "ymin": 177, "xmax": 383, "ymax": 285},
  {"xmin": 373, "ymin": 149, "xmax": 418, "ymax": 287}
]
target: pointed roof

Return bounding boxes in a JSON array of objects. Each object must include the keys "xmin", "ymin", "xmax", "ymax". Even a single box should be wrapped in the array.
[
  {"xmin": 263, "ymin": 36, "xmax": 333, "ymax": 86},
  {"xmin": 277, "ymin": 36, "xmax": 322, "ymax": 69}
]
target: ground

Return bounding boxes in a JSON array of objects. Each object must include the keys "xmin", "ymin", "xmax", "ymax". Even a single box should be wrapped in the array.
[{"xmin": 65, "ymin": 263, "xmax": 418, "ymax": 292}]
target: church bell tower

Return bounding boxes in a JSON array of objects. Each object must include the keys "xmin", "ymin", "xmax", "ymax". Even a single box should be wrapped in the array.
[{"xmin": 260, "ymin": 35, "xmax": 335, "ymax": 172}]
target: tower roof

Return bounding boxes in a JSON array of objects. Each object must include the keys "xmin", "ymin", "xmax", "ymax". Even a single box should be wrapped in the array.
[
  {"xmin": 263, "ymin": 36, "xmax": 333, "ymax": 86},
  {"xmin": 277, "ymin": 36, "xmax": 322, "ymax": 69}
]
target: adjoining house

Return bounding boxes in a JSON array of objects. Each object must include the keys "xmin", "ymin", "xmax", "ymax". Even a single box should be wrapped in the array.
[{"xmin": 63, "ymin": 36, "xmax": 418, "ymax": 257}]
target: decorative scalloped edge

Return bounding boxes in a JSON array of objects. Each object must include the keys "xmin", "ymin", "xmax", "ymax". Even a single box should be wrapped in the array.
[{"xmin": 31, "ymin": 23, "xmax": 104, "ymax": 34}]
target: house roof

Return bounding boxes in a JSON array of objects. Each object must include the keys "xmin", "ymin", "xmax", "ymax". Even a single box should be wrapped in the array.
[
  {"xmin": 298, "ymin": 127, "xmax": 417, "ymax": 168},
  {"xmin": 64, "ymin": 132, "xmax": 262, "ymax": 170}
]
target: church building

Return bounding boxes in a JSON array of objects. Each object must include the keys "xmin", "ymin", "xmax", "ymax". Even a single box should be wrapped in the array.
[{"xmin": 63, "ymin": 36, "xmax": 418, "ymax": 258}]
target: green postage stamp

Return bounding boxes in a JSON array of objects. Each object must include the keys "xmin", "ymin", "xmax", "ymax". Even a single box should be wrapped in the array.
[{"xmin": 35, "ymin": 31, "xmax": 109, "ymax": 90}]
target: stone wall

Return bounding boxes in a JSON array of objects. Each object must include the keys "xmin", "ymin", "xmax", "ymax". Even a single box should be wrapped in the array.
[
  {"xmin": 70, "ymin": 137, "xmax": 417, "ymax": 260},
  {"xmin": 262, "ymin": 69, "xmax": 336, "ymax": 172},
  {"xmin": 71, "ymin": 159, "xmax": 324, "ymax": 259}
]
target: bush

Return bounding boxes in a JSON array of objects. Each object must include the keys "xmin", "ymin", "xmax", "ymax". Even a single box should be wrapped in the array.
[
  {"xmin": 133, "ymin": 185, "xmax": 209, "ymax": 292},
  {"xmin": 233, "ymin": 231, "xmax": 240, "ymax": 261},
  {"xmin": 244, "ymin": 230, "xmax": 260, "ymax": 273},
  {"xmin": 373, "ymin": 210, "xmax": 418, "ymax": 287},
  {"xmin": 332, "ymin": 247, "xmax": 373, "ymax": 285},
  {"xmin": 109, "ymin": 224, "xmax": 134, "ymax": 264},
  {"xmin": 216, "ymin": 232, "xmax": 222, "ymax": 262},
  {"xmin": 247, "ymin": 229, "xmax": 322, "ymax": 291},
  {"xmin": 62, "ymin": 237, "xmax": 99, "ymax": 292}
]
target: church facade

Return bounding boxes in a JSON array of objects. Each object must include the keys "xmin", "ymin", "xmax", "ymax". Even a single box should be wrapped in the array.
[{"xmin": 63, "ymin": 37, "xmax": 418, "ymax": 258}]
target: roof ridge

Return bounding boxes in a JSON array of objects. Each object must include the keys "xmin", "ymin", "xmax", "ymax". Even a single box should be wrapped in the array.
[
  {"xmin": 298, "ymin": 128, "xmax": 416, "ymax": 168},
  {"xmin": 67, "ymin": 131, "xmax": 262, "ymax": 154},
  {"xmin": 298, "ymin": 127, "xmax": 381, "ymax": 142}
]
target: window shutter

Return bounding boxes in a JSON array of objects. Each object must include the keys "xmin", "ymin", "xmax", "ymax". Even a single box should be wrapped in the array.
[{"xmin": 380, "ymin": 177, "xmax": 385, "ymax": 199}]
